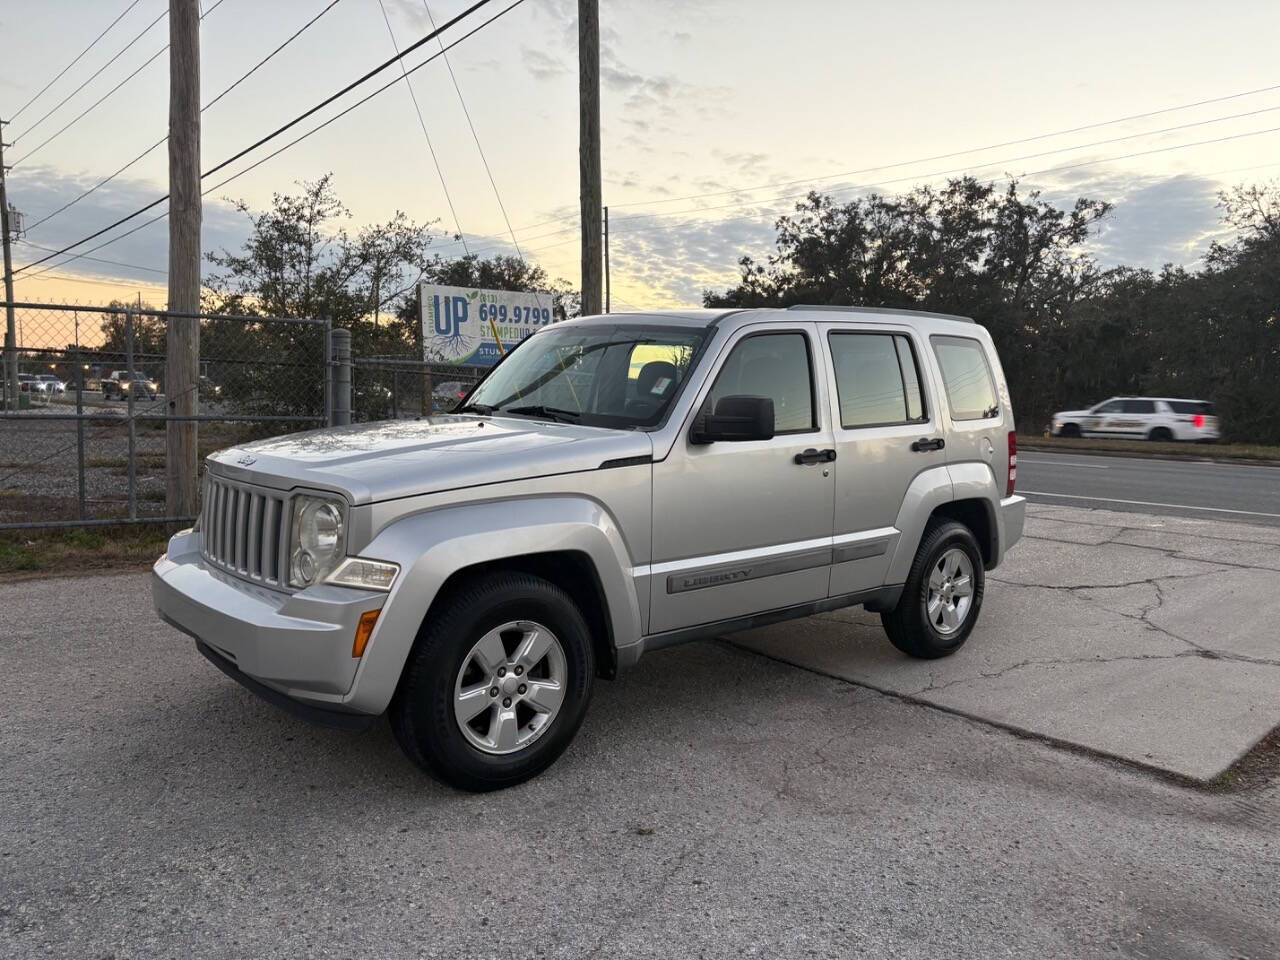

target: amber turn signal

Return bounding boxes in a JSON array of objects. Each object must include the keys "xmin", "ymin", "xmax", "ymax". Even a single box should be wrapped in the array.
[{"xmin": 353, "ymin": 609, "xmax": 380, "ymax": 658}]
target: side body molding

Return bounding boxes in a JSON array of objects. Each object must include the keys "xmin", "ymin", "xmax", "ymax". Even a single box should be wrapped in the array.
[
  {"xmin": 884, "ymin": 465, "xmax": 954, "ymax": 584},
  {"xmin": 342, "ymin": 496, "xmax": 644, "ymax": 715}
]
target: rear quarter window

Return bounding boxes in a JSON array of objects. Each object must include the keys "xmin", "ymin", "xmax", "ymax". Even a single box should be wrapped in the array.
[
  {"xmin": 1167, "ymin": 400, "xmax": 1214, "ymax": 415},
  {"xmin": 930, "ymin": 336, "xmax": 999, "ymax": 421}
]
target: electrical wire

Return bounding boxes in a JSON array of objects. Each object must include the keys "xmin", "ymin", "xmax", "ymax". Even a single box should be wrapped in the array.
[
  {"xmin": 24, "ymin": 0, "xmax": 346, "ymax": 233},
  {"xmin": 605, "ymin": 81, "xmax": 1280, "ymax": 212},
  {"xmin": 8, "ymin": 0, "xmax": 145, "ymax": 123},
  {"xmin": 11, "ymin": 0, "xmax": 231, "ymax": 168},
  {"xmin": 420, "ymin": 0, "xmax": 530, "ymax": 273},
  {"xmin": 376, "ymin": 0, "xmax": 470, "ymax": 255},
  {"xmin": 13, "ymin": 0, "xmax": 500, "ymax": 276},
  {"xmin": 16, "ymin": 0, "xmax": 530, "ymax": 282},
  {"xmin": 11, "ymin": 5, "xmax": 170, "ymax": 143}
]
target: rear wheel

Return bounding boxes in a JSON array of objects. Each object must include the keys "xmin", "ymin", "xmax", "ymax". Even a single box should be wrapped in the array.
[
  {"xmin": 389, "ymin": 571, "xmax": 595, "ymax": 792},
  {"xmin": 880, "ymin": 520, "xmax": 985, "ymax": 659},
  {"xmin": 1148, "ymin": 427, "xmax": 1173, "ymax": 442}
]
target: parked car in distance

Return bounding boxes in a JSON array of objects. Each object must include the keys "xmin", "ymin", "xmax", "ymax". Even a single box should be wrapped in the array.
[
  {"xmin": 154, "ymin": 305, "xmax": 1025, "ymax": 791},
  {"xmin": 1051, "ymin": 397, "xmax": 1219, "ymax": 442},
  {"xmin": 431, "ymin": 380, "xmax": 470, "ymax": 412},
  {"xmin": 36, "ymin": 374, "xmax": 66, "ymax": 395},
  {"xmin": 101, "ymin": 370, "xmax": 159, "ymax": 400},
  {"xmin": 17, "ymin": 373, "xmax": 52, "ymax": 399}
]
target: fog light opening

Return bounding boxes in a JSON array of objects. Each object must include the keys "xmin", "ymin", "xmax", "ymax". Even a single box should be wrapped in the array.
[{"xmin": 353, "ymin": 609, "xmax": 380, "ymax": 659}]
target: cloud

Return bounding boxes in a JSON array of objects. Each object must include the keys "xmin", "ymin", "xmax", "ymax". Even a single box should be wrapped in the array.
[
  {"xmin": 1034, "ymin": 168, "xmax": 1228, "ymax": 267},
  {"xmin": 10, "ymin": 166, "xmax": 252, "ymax": 289},
  {"xmin": 521, "ymin": 47, "xmax": 569, "ymax": 81}
]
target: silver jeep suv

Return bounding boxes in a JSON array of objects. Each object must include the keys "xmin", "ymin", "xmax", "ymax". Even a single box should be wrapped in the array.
[{"xmin": 153, "ymin": 306, "xmax": 1025, "ymax": 790}]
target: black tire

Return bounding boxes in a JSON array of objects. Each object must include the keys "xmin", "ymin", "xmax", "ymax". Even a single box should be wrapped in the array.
[
  {"xmin": 1059, "ymin": 423, "xmax": 1081, "ymax": 438},
  {"xmin": 389, "ymin": 571, "xmax": 595, "ymax": 792},
  {"xmin": 880, "ymin": 519, "xmax": 986, "ymax": 659},
  {"xmin": 1148, "ymin": 427, "xmax": 1173, "ymax": 442}
]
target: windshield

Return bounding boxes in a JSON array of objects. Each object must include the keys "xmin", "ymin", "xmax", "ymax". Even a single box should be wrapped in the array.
[{"xmin": 463, "ymin": 323, "xmax": 707, "ymax": 428}]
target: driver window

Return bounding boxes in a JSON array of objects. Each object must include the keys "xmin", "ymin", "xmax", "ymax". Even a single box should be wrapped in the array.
[
  {"xmin": 707, "ymin": 333, "xmax": 815, "ymax": 433},
  {"xmin": 1094, "ymin": 400, "xmax": 1123, "ymax": 414}
]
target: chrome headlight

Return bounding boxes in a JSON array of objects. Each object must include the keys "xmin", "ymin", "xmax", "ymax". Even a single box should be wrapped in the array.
[{"xmin": 289, "ymin": 495, "xmax": 345, "ymax": 588}]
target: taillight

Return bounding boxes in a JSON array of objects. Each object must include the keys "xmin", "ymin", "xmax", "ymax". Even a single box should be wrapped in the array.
[
  {"xmin": 1007, "ymin": 431, "xmax": 1017, "ymax": 496},
  {"xmin": 1192, "ymin": 413, "xmax": 1205, "ymax": 429}
]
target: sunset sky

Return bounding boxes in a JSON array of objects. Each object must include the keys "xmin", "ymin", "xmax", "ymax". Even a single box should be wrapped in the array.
[{"xmin": 3, "ymin": 0, "xmax": 1280, "ymax": 316}]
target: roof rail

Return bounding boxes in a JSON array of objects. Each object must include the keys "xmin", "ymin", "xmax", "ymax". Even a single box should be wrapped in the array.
[{"xmin": 785, "ymin": 304, "xmax": 974, "ymax": 323}]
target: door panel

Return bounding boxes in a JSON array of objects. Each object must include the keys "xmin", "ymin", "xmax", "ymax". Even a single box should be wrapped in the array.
[
  {"xmin": 821, "ymin": 325, "xmax": 945, "ymax": 595},
  {"xmin": 649, "ymin": 325, "xmax": 835, "ymax": 635}
]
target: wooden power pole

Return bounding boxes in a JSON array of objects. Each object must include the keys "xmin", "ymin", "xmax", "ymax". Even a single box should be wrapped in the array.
[
  {"xmin": 166, "ymin": 0, "xmax": 201, "ymax": 518},
  {"xmin": 0, "ymin": 119, "xmax": 18, "ymax": 412},
  {"xmin": 578, "ymin": 0, "xmax": 602, "ymax": 316}
]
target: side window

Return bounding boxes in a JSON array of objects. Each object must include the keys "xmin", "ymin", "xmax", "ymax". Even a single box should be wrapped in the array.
[
  {"xmin": 931, "ymin": 336, "xmax": 999, "ymax": 421},
  {"xmin": 828, "ymin": 333, "xmax": 927, "ymax": 428},
  {"xmin": 1093, "ymin": 400, "xmax": 1123, "ymax": 414},
  {"xmin": 1122, "ymin": 399, "xmax": 1155, "ymax": 414},
  {"xmin": 707, "ymin": 332, "xmax": 815, "ymax": 433}
]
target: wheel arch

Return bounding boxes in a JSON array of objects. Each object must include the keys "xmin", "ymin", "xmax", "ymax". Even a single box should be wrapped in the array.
[{"xmin": 341, "ymin": 496, "xmax": 643, "ymax": 715}]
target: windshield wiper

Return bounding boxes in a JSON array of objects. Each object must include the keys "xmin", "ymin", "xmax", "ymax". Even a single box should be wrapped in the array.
[
  {"xmin": 456, "ymin": 402, "xmax": 497, "ymax": 415},
  {"xmin": 501, "ymin": 404, "xmax": 583, "ymax": 423}
]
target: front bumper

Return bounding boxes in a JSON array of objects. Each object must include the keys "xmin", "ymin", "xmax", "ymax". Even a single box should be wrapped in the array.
[{"xmin": 152, "ymin": 529, "xmax": 385, "ymax": 722}]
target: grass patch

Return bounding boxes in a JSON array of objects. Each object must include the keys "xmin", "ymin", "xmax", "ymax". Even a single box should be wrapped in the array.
[
  {"xmin": 1019, "ymin": 434, "xmax": 1280, "ymax": 462},
  {"xmin": 0, "ymin": 524, "xmax": 173, "ymax": 579}
]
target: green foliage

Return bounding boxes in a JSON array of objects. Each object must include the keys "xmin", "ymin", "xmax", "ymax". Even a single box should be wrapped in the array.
[{"xmin": 705, "ymin": 177, "xmax": 1280, "ymax": 443}]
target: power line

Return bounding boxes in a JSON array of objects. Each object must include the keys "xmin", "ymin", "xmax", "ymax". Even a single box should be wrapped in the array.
[
  {"xmin": 603, "ymin": 124, "xmax": 1280, "ymax": 247},
  {"xmin": 420, "ymin": 0, "xmax": 530, "ymax": 272},
  {"xmin": 17, "ymin": 0, "xmax": 529, "ymax": 281},
  {"xmin": 16, "ymin": 239, "xmax": 167, "ymax": 276},
  {"xmin": 11, "ymin": 0, "xmax": 231, "ymax": 168},
  {"xmin": 13, "ymin": 0, "xmax": 500, "ymax": 276},
  {"xmin": 24, "ymin": 0, "xmax": 345, "ymax": 233},
  {"xmin": 11, "ymin": 5, "xmax": 170, "ymax": 144},
  {"xmin": 8, "ymin": 0, "xmax": 146, "ymax": 123},
  {"xmin": 376, "ymin": 0, "xmax": 470, "ymax": 255},
  {"xmin": 606, "ymin": 81, "xmax": 1280, "ymax": 213},
  {"xmin": 608, "ymin": 109, "xmax": 1280, "ymax": 229}
]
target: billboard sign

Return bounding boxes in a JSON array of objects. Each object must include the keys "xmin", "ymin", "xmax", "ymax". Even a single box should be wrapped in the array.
[{"xmin": 420, "ymin": 283, "xmax": 553, "ymax": 366}]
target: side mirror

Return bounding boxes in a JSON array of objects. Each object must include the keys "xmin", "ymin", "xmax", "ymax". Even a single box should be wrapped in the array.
[{"xmin": 691, "ymin": 395, "xmax": 775, "ymax": 444}]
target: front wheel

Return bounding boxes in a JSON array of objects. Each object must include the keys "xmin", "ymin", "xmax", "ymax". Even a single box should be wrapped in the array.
[
  {"xmin": 880, "ymin": 520, "xmax": 985, "ymax": 659},
  {"xmin": 389, "ymin": 571, "xmax": 595, "ymax": 791}
]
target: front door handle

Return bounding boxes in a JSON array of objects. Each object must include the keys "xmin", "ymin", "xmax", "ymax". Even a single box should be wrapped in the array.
[
  {"xmin": 910, "ymin": 437, "xmax": 946, "ymax": 453},
  {"xmin": 794, "ymin": 448, "xmax": 837, "ymax": 465}
]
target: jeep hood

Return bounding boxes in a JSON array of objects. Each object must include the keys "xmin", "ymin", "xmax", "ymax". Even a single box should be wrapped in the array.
[{"xmin": 207, "ymin": 415, "xmax": 653, "ymax": 504}]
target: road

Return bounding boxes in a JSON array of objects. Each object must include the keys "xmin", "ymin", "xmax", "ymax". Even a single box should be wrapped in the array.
[{"xmin": 1018, "ymin": 451, "xmax": 1280, "ymax": 526}]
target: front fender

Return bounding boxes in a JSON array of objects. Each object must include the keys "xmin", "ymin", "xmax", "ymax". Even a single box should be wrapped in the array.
[{"xmin": 340, "ymin": 496, "xmax": 643, "ymax": 715}]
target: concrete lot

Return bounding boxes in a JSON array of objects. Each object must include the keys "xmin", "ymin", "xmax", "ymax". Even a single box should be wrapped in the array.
[
  {"xmin": 737, "ymin": 504, "xmax": 1280, "ymax": 781},
  {"xmin": 2, "ymin": 505, "xmax": 1278, "ymax": 958}
]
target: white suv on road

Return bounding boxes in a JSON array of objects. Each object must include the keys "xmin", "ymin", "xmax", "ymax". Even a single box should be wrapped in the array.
[{"xmin": 1052, "ymin": 397, "xmax": 1219, "ymax": 442}]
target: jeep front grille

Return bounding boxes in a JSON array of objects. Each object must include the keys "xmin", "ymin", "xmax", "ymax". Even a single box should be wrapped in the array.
[{"xmin": 202, "ymin": 476, "xmax": 287, "ymax": 586}]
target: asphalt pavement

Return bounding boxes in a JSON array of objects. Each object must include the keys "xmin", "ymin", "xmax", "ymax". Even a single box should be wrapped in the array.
[
  {"xmin": 1018, "ymin": 451, "xmax": 1280, "ymax": 526},
  {"xmin": 2, "ymin": 564, "xmax": 1277, "ymax": 959}
]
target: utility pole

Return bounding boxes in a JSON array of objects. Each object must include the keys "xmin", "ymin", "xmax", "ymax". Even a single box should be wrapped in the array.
[
  {"xmin": 0, "ymin": 118, "xmax": 18, "ymax": 412},
  {"xmin": 166, "ymin": 0, "xmax": 202, "ymax": 518},
  {"xmin": 603, "ymin": 205, "xmax": 610, "ymax": 314},
  {"xmin": 578, "ymin": 0, "xmax": 602, "ymax": 316}
]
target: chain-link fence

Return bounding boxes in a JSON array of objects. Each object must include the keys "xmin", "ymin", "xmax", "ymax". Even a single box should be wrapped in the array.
[
  {"xmin": 351, "ymin": 355, "xmax": 486, "ymax": 422},
  {"xmin": 0, "ymin": 301, "xmax": 327, "ymax": 530}
]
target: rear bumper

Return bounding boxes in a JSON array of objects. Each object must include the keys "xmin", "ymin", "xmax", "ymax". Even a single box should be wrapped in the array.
[
  {"xmin": 995, "ymin": 494, "xmax": 1026, "ymax": 567},
  {"xmin": 152, "ymin": 529, "xmax": 384, "ymax": 721}
]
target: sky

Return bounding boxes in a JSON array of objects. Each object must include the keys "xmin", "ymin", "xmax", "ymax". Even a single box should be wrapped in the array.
[{"xmin": 2, "ymin": 0, "xmax": 1280, "ymax": 320}]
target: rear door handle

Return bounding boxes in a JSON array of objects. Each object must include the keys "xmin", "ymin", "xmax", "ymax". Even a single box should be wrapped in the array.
[
  {"xmin": 794, "ymin": 448, "xmax": 837, "ymax": 465},
  {"xmin": 910, "ymin": 437, "xmax": 945, "ymax": 453}
]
